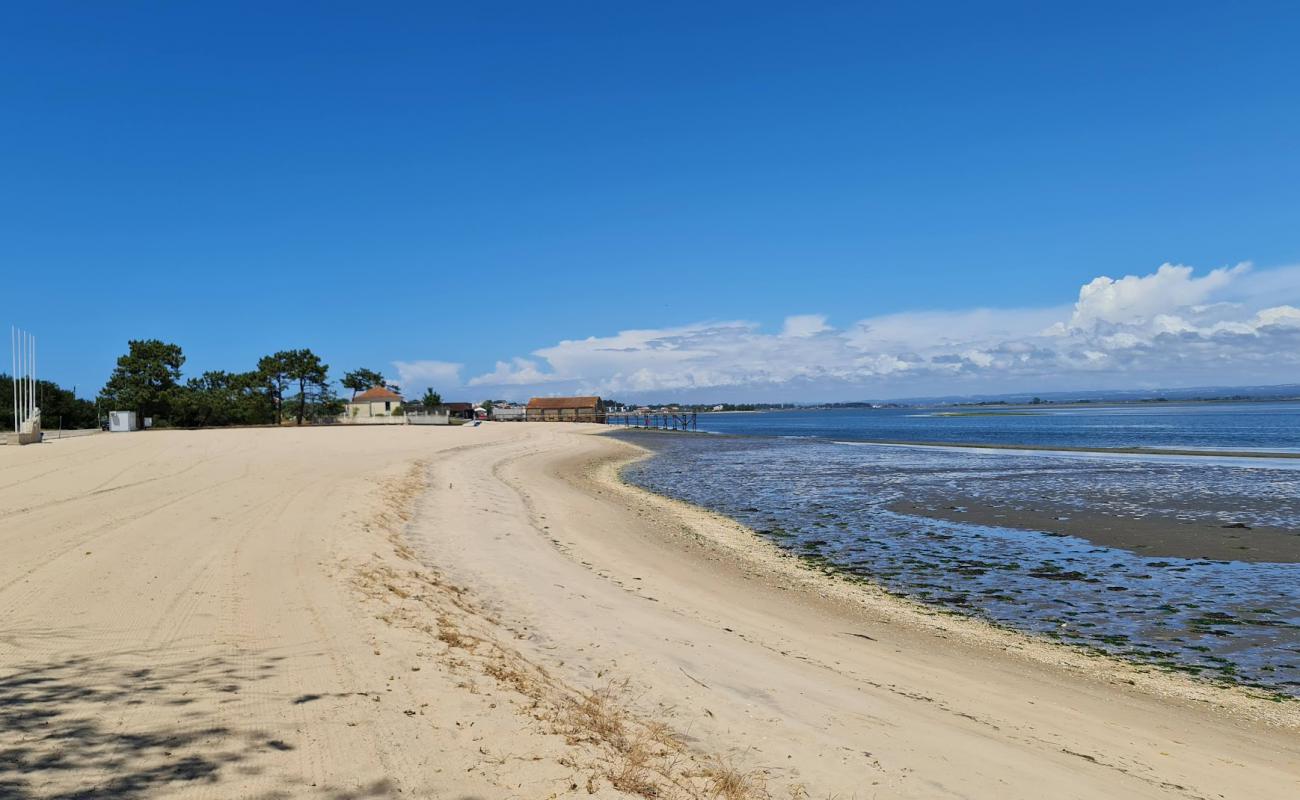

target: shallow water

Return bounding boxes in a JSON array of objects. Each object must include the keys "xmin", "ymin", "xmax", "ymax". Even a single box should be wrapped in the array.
[
  {"xmin": 619, "ymin": 432, "xmax": 1300, "ymax": 695},
  {"xmin": 695, "ymin": 401, "xmax": 1300, "ymax": 452}
]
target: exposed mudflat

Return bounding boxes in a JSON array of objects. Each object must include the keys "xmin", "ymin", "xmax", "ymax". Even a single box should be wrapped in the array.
[
  {"xmin": 893, "ymin": 495, "xmax": 1300, "ymax": 563},
  {"xmin": 616, "ymin": 430, "xmax": 1300, "ymax": 695}
]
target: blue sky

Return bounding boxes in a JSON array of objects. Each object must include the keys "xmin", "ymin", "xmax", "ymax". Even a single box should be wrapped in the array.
[{"xmin": 4, "ymin": 2, "xmax": 1300, "ymax": 401}]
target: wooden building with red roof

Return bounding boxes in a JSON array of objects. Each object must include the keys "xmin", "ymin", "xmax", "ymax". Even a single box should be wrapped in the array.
[{"xmin": 525, "ymin": 396, "xmax": 605, "ymax": 422}]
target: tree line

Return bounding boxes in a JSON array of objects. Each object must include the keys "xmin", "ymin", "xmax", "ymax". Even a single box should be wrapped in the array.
[
  {"xmin": 1, "ymin": 375, "xmax": 99, "ymax": 430},
  {"xmin": 95, "ymin": 339, "xmax": 422, "ymax": 428},
  {"xmin": 3, "ymin": 339, "xmax": 452, "ymax": 431}
]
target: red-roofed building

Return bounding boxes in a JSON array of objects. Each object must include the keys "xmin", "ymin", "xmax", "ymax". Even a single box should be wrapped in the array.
[
  {"xmin": 525, "ymin": 396, "xmax": 605, "ymax": 422},
  {"xmin": 345, "ymin": 386, "xmax": 404, "ymax": 421}
]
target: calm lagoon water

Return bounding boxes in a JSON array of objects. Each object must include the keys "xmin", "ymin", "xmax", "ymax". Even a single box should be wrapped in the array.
[
  {"xmin": 693, "ymin": 401, "xmax": 1300, "ymax": 452},
  {"xmin": 617, "ymin": 402, "xmax": 1300, "ymax": 695}
]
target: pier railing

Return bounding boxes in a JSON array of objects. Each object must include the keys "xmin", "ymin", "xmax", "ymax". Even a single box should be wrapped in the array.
[{"xmin": 603, "ymin": 411, "xmax": 698, "ymax": 432}]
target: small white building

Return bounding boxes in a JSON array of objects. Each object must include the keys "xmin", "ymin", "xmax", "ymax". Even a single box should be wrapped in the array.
[
  {"xmin": 109, "ymin": 410, "xmax": 139, "ymax": 432},
  {"xmin": 344, "ymin": 386, "xmax": 404, "ymax": 424}
]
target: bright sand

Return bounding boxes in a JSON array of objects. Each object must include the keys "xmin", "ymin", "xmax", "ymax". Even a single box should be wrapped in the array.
[{"xmin": 0, "ymin": 424, "xmax": 1296, "ymax": 798}]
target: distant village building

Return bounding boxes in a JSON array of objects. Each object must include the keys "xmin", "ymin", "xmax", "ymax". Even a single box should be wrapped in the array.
[
  {"xmin": 440, "ymin": 402, "xmax": 476, "ymax": 420},
  {"xmin": 490, "ymin": 405, "xmax": 526, "ymax": 421},
  {"xmin": 406, "ymin": 406, "xmax": 450, "ymax": 425},
  {"xmin": 345, "ymin": 386, "xmax": 404, "ymax": 424},
  {"xmin": 526, "ymin": 396, "xmax": 606, "ymax": 422}
]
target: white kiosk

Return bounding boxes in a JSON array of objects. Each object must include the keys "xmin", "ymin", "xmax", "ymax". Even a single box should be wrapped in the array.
[{"xmin": 109, "ymin": 411, "xmax": 140, "ymax": 432}]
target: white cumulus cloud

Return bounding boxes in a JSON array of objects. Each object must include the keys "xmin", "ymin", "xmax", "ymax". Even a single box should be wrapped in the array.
[
  {"xmin": 1069, "ymin": 263, "xmax": 1249, "ymax": 328},
  {"xmin": 455, "ymin": 263, "xmax": 1300, "ymax": 401},
  {"xmin": 781, "ymin": 314, "xmax": 832, "ymax": 338},
  {"xmin": 468, "ymin": 358, "xmax": 563, "ymax": 386},
  {"xmin": 391, "ymin": 360, "xmax": 462, "ymax": 393}
]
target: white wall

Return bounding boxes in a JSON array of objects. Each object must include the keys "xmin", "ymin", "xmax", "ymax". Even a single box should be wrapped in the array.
[{"xmin": 343, "ymin": 400, "xmax": 403, "ymax": 423}]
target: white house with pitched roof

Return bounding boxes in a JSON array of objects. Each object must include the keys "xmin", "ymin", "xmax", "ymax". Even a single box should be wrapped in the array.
[{"xmin": 343, "ymin": 386, "xmax": 405, "ymax": 423}]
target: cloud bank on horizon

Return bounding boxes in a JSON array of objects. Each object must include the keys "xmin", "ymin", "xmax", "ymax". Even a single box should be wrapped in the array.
[{"xmin": 396, "ymin": 263, "xmax": 1300, "ymax": 401}]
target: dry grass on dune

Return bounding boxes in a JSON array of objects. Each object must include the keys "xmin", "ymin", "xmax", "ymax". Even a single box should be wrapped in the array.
[
  {"xmin": 425, "ymin": 594, "xmax": 781, "ymax": 799},
  {"xmin": 352, "ymin": 461, "xmax": 787, "ymax": 800}
]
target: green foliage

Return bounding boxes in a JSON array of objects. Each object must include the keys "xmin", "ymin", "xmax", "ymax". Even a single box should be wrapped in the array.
[
  {"xmin": 98, "ymin": 340, "xmax": 185, "ymax": 422},
  {"xmin": 90, "ymin": 340, "xmax": 347, "ymax": 429},
  {"xmin": 420, "ymin": 388, "xmax": 442, "ymax": 408},
  {"xmin": 174, "ymin": 371, "xmax": 275, "ymax": 427},
  {"xmin": 259, "ymin": 349, "xmax": 332, "ymax": 425},
  {"xmin": 1, "ymin": 375, "xmax": 98, "ymax": 430},
  {"xmin": 341, "ymin": 367, "xmax": 385, "ymax": 398},
  {"xmin": 256, "ymin": 352, "xmax": 290, "ymax": 424},
  {"xmin": 481, "ymin": 399, "xmax": 494, "ymax": 412},
  {"xmin": 316, "ymin": 392, "xmax": 345, "ymax": 419},
  {"xmin": 281, "ymin": 391, "xmax": 343, "ymax": 422}
]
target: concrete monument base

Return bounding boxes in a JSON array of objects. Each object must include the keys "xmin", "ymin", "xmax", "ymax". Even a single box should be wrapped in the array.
[{"xmin": 7, "ymin": 431, "xmax": 41, "ymax": 445}]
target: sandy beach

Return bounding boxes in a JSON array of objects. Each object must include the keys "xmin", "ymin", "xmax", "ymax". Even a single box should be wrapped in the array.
[{"xmin": 1, "ymin": 423, "xmax": 1297, "ymax": 799}]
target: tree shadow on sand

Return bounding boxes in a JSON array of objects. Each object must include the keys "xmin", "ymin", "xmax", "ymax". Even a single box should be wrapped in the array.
[{"xmin": 0, "ymin": 648, "xmax": 293, "ymax": 799}]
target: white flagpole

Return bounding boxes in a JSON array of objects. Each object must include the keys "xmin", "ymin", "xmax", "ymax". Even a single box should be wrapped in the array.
[
  {"xmin": 22, "ymin": 329, "xmax": 28, "ymax": 427},
  {"xmin": 18, "ymin": 328, "xmax": 25, "ymax": 429},
  {"xmin": 17, "ymin": 328, "xmax": 22, "ymax": 429},
  {"xmin": 22, "ymin": 329, "xmax": 28, "ymax": 425},
  {"xmin": 23, "ymin": 330, "xmax": 30, "ymax": 421},
  {"xmin": 22, "ymin": 329, "xmax": 28, "ymax": 424},
  {"xmin": 10, "ymin": 326, "xmax": 15, "ymax": 433},
  {"xmin": 24, "ymin": 330, "xmax": 32, "ymax": 422}
]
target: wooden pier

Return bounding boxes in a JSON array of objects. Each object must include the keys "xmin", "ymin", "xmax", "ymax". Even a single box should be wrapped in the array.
[{"xmin": 604, "ymin": 411, "xmax": 698, "ymax": 432}]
